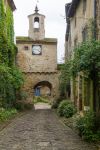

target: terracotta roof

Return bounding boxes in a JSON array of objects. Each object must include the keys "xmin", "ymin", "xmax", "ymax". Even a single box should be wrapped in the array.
[
  {"xmin": 65, "ymin": 0, "xmax": 80, "ymax": 18},
  {"xmin": 7, "ymin": 0, "xmax": 16, "ymax": 11}
]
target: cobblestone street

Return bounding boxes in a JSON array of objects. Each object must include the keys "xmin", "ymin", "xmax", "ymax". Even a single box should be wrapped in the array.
[{"xmin": 0, "ymin": 106, "xmax": 97, "ymax": 150}]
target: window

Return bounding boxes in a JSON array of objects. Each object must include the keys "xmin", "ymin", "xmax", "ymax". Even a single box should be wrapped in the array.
[
  {"xmin": 83, "ymin": 0, "xmax": 87, "ymax": 14},
  {"xmin": 82, "ymin": 27, "xmax": 87, "ymax": 42},
  {"xmin": 34, "ymin": 17, "xmax": 39, "ymax": 28},
  {"xmin": 24, "ymin": 46, "xmax": 29, "ymax": 50}
]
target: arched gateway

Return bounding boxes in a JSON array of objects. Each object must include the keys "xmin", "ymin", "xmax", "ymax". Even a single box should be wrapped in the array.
[
  {"xmin": 16, "ymin": 6, "xmax": 59, "ymax": 102},
  {"xmin": 34, "ymin": 81, "xmax": 52, "ymax": 96}
]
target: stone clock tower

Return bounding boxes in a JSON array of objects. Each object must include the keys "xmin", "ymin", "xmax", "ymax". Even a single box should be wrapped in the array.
[
  {"xmin": 16, "ymin": 6, "xmax": 59, "ymax": 102},
  {"xmin": 28, "ymin": 6, "xmax": 45, "ymax": 40}
]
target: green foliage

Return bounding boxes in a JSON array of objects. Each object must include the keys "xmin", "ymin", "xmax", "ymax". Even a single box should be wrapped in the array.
[
  {"xmin": 59, "ymin": 60, "xmax": 72, "ymax": 96},
  {"xmin": 76, "ymin": 111, "xmax": 100, "ymax": 141},
  {"xmin": 57, "ymin": 100, "xmax": 77, "ymax": 118},
  {"xmin": 18, "ymin": 91, "xmax": 28, "ymax": 101},
  {"xmin": 59, "ymin": 40, "xmax": 100, "ymax": 104},
  {"xmin": 10, "ymin": 67, "xmax": 24, "ymax": 90},
  {"xmin": 72, "ymin": 40, "xmax": 100, "ymax": 78},
  {"xmin": 0, "ymin": 0, "xmax": 17, "ymax": 65},
  {"xmin": 33, "ymin": 96, "xmax": 49, "ymax": 104},
  {"xmin": 51, "ymin": 98, "xmax": 63, "ymax": 109},
  {"xmin": 0, "ymin": 107, "xmax": 17, "ymax": 122},
  {"xmin": 0, "ymin": 0, "xmax": 24, "ymax": 108},
  {"xmin": 0, "ymin": 64, "xmax": 24, "ymax": 108},
  {"xmin": 57, "ymin": 64, "xmax": 64, "ymax": 70},
  {"xmin": 15, "ymin": 102, "xmax": 33, "ymax": 111}
]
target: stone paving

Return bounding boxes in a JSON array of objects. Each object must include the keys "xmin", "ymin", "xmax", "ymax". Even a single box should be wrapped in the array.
[
  {"xmin": 34, "ymin": 103, "xmax": 51, "ymax": 110},
  {"xmin": 0, "ymin": 105, "xmax": 97, "ymax": 150}
]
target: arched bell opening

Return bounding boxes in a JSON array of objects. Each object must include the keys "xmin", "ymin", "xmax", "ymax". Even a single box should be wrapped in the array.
[{"xmin": 34, "ymin": 17, "xmax": 39, "ymax": 28}]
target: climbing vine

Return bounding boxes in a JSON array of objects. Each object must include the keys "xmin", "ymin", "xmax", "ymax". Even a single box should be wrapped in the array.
[
  {"xmin": 0, "ymin": 0, "xmax": 8, "ymax": 64},
  {"xmin": 72, "ymin": 40, "xmax": 100, "ymax": 79},
  {"xmin": 59, "ymin": 18, "xmax": 100, "ymax": 99},
  {"xmin": 0, "ymin": 0, "xmax": 17, "ymax": 65},
  {"xmin": 59, "ymin": 60, "xmax": 72, "ymax": 97},
  {"xmin": 59, "ymin": 40, "xmax": 100, "ymax": 98},
  {"xmin": 0, "ymin": 0, "xmax": 24, "ymax": 108}
]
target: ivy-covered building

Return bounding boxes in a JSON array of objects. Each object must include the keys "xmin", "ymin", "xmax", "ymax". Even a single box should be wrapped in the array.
[
  {"xmin": 65, "ymin": 0, "xmax": 100, "ymax": 113},
  {"xmin": 0, "ymin": 0, "xmax": 24, "ymax": 108},
  {"xmin": 0, "ymin": 0, "xmax": 16, "ymax": 66}
]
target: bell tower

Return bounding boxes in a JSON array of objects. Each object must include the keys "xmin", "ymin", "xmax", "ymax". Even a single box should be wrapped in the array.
[{"xmin": 28, "ymin": 5, "xmax": 45, "ymax": 40}]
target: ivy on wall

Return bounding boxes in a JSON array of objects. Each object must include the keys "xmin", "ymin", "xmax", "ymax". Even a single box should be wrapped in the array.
[
  {"xmin": 60, "ymin": 17, "xmax": 100, "ymax": 111},
  {"xmin": 0, "ymin": 0, "xmax": 8, "ymax": 64},
  {"xmin": 60, "ymin": 39, "xmax": 100, "ymax": 111},
  {"xmin": 0, "ymin": 0, "xmax": 24, "ymax": 108},
  {"xmin": 71, "ymin": 40, "xmax": 100, "ymax": 79},
  {"xmin": 59, "ymin": 60, "xmax": 71, "ymax": 97}
]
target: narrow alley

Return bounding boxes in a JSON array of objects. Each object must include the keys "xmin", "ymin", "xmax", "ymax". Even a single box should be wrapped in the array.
[{"xmin": 0, "ymin": 106, "xmax": 97, "ymax": 150}]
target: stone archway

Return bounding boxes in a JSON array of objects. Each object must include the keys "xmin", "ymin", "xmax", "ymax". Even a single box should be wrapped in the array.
[{"xmin": 34, "ymin": 81, "xmax": 52, "ymax": 97}]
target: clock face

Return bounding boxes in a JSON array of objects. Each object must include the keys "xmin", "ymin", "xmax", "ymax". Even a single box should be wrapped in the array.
[{"xmin": 32, "ymin": 45, "xmax": 42, "ymax": 55}]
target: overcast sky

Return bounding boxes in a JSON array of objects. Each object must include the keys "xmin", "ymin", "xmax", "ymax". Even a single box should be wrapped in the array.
[{"xmin": 14, "ymin": 0, "xmax": 72, "ymax": 63}]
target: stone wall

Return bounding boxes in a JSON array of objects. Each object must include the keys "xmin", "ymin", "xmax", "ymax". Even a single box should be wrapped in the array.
[
  {"xmin": 22, "ymin": 72, "xmax": 60, "ymax": 102},
  {"xmin": 28, "ymin": 14, "xmax": 45, "ymax": 40},
  {"xmin": 65, "ymin": 0, "xmax": 96, "ymax": 112},
  {"xmin": 16, "ymin": 39, "xmax": 59, "ymax": 102},
  {"xmin": 96, "ymin": 0, "xmax": 100, "ymax": 40},
  {"xmin": 16, "ymin": 42, "xmax": 57, "ymax": 73},
  {"xmin": 70, "ymin": 0, "xmax": 94, "ymax": 49}
]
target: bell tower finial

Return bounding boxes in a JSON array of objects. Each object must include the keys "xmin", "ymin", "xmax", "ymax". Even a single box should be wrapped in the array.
[{"xmin": 35, "ymin": 5, "xmax": 39, "ymax": 13}]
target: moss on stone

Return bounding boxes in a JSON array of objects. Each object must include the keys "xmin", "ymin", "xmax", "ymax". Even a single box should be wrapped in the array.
[{"xmin": 16, "ymin": 36, "xmax": 57, "ymax": 43}]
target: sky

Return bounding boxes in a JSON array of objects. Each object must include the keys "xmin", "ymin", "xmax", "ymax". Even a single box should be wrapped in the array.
[{"xmin": 14, "ymin": 0, "xmax": 72, "ymax": 63}]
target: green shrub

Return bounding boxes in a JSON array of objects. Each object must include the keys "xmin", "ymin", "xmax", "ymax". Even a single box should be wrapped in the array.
[
  {"xmin": 18, "ymin": 91, "xmax": 28, "ymax": 100},
  {"xmin": 63, "ymin": 104, "xmax": 76, "ymax": 118},
  {"xmin": 0, "ymin": 108, "xmax": 17, "ymax": 122},
  {"xmin": 14, "ymin": 102, "xmax": 25, "ymax": 111},
  {"xmin": 76, "ymin": 110, "xmax": 100, "ymax": 142},
  {"xmin": 57, "ymin": 100, "xmax": 76, "ymax": 118},
  {"xmin": 24, "ymin": 103, "xmax": 34, "ymax": 110},
  {"xmin": 51, "ymin": 98, "xmax": 62, "ymax": 109},
  {"xmin": 15, "ymin": 101, "xmax": 33, "ymax": 111},
  {"xmin": 0, "ymin": 65, "xmax": 24, "ymax": 108}
]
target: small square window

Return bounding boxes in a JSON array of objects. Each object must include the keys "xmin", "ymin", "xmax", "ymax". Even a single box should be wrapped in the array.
[{"xmin": 24, "ymin": 46, "xmax": 29, "ymax": 50}]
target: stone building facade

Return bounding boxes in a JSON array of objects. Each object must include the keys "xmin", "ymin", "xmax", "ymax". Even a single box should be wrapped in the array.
[
  {"xmin": 65, "ymin": 0, "xmax": 95, "ymax": 59},
  {"xmin": 65, "ymin": 0, "xmax": 100, "ymax": 112},
  {"xmin": 96, "ymin": 0, "xmax": 100, "ymax": 40},
  {"xmin": 16, "ymin": 6, "xmax": 59, "ymax": 102}
]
